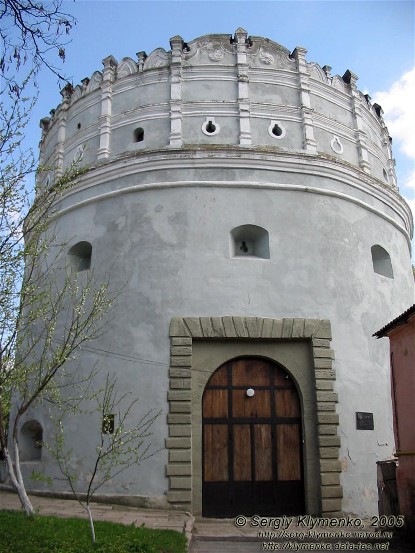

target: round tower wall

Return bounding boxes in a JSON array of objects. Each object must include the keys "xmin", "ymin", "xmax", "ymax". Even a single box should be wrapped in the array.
[{"xmin": 26, "ymin": 31, "xmax": 413, "ymax": 518}]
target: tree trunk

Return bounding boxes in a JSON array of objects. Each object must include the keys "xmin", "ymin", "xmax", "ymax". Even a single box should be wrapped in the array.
[
  {"xmin": 3, "ymin": 445, "xmax": 35, "ymax": 516},
  {"xmin": 86, "ymin": 504, "xmax": 96, "ymax": 543}
]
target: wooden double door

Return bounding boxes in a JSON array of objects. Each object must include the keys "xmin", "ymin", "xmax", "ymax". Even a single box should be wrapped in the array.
[{"xmin": 202, "ymin": 357, "xmax": 305, "ymax": 517}]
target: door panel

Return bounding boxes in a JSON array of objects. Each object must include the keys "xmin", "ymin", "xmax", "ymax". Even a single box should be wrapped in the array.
[
  {"xmin": 233, "ymin": 425, "xmax": 251, "ymax": 481},
  {"xmin": 232, "ymin": 389, "xmax": 271, "ymax": 418},
  {"xmin": 277, "ymin": 424, "xmax": 302, "ymax": 481},
  {"xmin": 203, "ymin": 389, "xmax": 228, "ymax": 418},
  {"xmin": 254, "ymin": 424, "xmax": 273, "ymax": 481},
  {"xmin": 202, "ymin": 357, "xmax": 305, "ymax": 517},
  {"xmin": 203, "ymin": 424, "xmax": 228, "ymax": 482}
]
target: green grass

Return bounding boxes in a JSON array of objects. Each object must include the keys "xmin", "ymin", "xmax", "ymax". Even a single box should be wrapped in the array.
[{"xmin": 0, "ymin": 510, "xmax": 187, "ymax": 553}]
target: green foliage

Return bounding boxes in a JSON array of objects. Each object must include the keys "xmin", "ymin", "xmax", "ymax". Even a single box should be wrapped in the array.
[{"xmin": 0, "ymin": 511, "xmax": 187, "ymax": 553}]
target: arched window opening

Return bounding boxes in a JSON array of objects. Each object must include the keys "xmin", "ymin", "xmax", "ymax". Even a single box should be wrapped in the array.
[
  {"xmin": 230, "ymin": 225, "xmax": 270, "ymax": 259},
  {"xmin": 272, "ymin": 124, "xmax": 282, "ymax": 137},
  {"xmin": 202, "ymin": 117, "xmax": 220, "ymax": 136},
  {"xmin": 20, "ymin": 420, "xmax": 43, "ymax": 461},
  {"xmin": 134, "ymin": 127, "xmax": 144, "ymax": 142},
  {"xmin": 371, "ymin": 245, "xmax": 394, "ymax": 279},
  {"xmin": 68, "ymin": 241, "xmax": 92, "ymax": 272},
  {"xmin": 268, "ymin": 120, "xmax": 286, "ymax": 140}
]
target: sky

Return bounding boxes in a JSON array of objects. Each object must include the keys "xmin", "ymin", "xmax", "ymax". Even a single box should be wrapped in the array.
[{"xmin": 26, "ymin": 0, "xmax": 415, "ymax": 252}]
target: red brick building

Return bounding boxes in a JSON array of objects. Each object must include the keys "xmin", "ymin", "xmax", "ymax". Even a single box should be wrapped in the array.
[{"xmin": 374, "ymin": 305, "xmax": 415, "ymax": 526}]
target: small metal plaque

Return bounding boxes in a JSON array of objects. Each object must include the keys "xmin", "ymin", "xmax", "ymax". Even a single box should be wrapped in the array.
[{"xmin": 356, "ymin": 412, "xmax": 374, "ymax": 430}]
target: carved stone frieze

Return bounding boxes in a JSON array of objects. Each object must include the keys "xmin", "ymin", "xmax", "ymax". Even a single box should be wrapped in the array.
[
  {"xmin": 308, "ymin": 62, "xmax": 329, "ymax": 83},
  {"xmin": 86, "ymin": 71, "xmax": 103, "ymax": 93},
  {"xmin": 70, "ymin": 84, "xmax": 83, "ymax": 104},
  {"xmin": 331, "ymin": 75, "xmax": 348, "ymax": 93},
  {"xmin": 259, "ymin": 51, "xmax": 274, "ymax": 65},
  {"xmin": 117, "ymin": 57, "xmax": 138, "ymax": 78},
  {"xmin": 208, "ymin": 49, "xmax": 224, "ymax": 62},
  {"xmin": 143, "ymin": 48, "xmax": 171, "ymax": 70},
  {"xmin": 248, "ymin": 39, "xmax": 295, "ymax": 69}
]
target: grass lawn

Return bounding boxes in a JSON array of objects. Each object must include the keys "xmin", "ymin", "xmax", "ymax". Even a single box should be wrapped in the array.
[{"xmin": 0, "ymin": 510, "xmax": 188, "ymax": 553}]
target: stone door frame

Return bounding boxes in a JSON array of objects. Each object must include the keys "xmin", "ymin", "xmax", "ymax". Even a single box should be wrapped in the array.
[{"xmin": 166, "ymin": 316, "xmax": 343, "ymax": 516}]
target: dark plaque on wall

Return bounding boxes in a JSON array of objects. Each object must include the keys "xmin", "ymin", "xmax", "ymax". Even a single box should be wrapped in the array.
[{"xmin": 356, "ymin": 412, "xmax": 374, "ymax": 430}]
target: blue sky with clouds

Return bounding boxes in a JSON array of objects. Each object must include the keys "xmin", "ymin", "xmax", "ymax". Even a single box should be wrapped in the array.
[{"xmin": 28, "ymin": 0, "xmax": 415, "ymax": 250}]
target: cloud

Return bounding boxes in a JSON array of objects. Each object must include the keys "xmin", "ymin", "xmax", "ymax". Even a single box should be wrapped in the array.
[
  {"xmin": 373, "ymin": 68, "xmax": 415, "ymax": 160},
  {"xmin": 373, "ymin": 69, "xmax": 415, "ymax": 231}
]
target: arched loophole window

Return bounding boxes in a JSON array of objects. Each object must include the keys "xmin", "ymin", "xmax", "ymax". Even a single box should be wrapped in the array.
[
  {"xmin": 202, "ymin": 117, "xmax": 220, "ymax": 136},
  {"xmin": 68, "ymin": 241, "xmax": 92, "ymax": 272},
  {"xmin": 272, "ymin": 124, "xmax": 283, "ymax": 137},
  {"xmin": 134, "ymin": 127, "xmax": 144, "ymax": 142},
  {"xmin": 20, "ymin": 420, "xmax": 43, "ymax": 461},
  {"xmin": 371, "ymin": 245, "xmax": 393, "ymax": 279},
  {"xmin": 230, "ymin": 225, "xmax": 270, "ymax": 259},
  {"xmin": 268, "ymin": 120, "xmax": 286, "ymax": 140}
]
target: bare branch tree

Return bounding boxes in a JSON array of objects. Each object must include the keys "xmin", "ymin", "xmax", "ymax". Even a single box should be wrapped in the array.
[
  {"xmin": 0, "ymin": 193, "xmax": 115, "ymax": 514},
  {"xmin": 0, "ymin": 0, "xmax": 75, "ymax": 88},
  {"xmin": 51, "ymin": 373, "xmax": 161, "ymax": 542},
  {"xmin": 0, "ymin": 0, "xmax": 80, "ymax": 515}
]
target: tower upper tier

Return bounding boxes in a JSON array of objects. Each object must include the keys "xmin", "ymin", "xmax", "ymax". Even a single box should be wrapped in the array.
[{"xmin": 39, "ymin": 29, "xmax": 398, "ymax": 190}]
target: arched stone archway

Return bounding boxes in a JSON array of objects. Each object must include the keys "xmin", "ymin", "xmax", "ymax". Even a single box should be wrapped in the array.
[{"xmin": 166, "ymin": 316, "xmax": 342, "ymax": 517}]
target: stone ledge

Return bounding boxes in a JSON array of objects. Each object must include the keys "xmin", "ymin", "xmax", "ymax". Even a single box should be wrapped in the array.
[
  {"xmin": 319, "ymin": 435, "xmax": 341, "ymax": 447},
  {"xmin": 316, "ymin": 380, "xmax": 334, "ymax": 391},
  {"xmin": 169, "ymin": 368, "xmax": 191, "ymax": 378},
  {"xmin": 169, "ymin": 316, "xmax": 332, "ymax": 341},
  {"xmin": 318, "ymin": 413, "xmax": 340, "ymax": 424},
  {"xmin": 318, "ymin": 425, "xmax": 339, "ymax": 435},
  {"xmin": 169, "ymin": 402, "xmax": 192, "ymax": 413},
  {"xmin": 317, "ymin": 402, "xmax": 337, "ymax": 412},
  {"xmin": 169, "ymin": 379, "xmax": 191, "ymax": 390},
  {"xmin": 321, "ymin": 473, "xmax": 341, "ymax": 486},
  {"xmin": 170, "ymin": 476, "xmax": 192, "ymax": 489},
  {"xmin": 170, "ymin": 356, "xmax": 192, "ymax": 367},
  {"xmin": 167, "ymin": 414, "xmax": 191, "ymax": 425},
  {"xmin": 312, "ymin": 338, "xmax": 331, "ymax": 348},
  {"xmin": 167, "ymin": 390, "xmax": 191, "ymax": 401},
  {"xmin": 167, "ymin": 490, "xmax": 192, "ymax": 503},
  {"xmin": 169, "ymin": 425, "xmax": 191, "ymax": 437},
  {"xmin": 165, "ymin": 437, "xmax": 191, "ymax": 449},
  {"xmin": 171, "ymin": 346, "xmax": 192, "ymax": 356},
  {"xmin": 313, "ymin": 347, "xmax": 333, "ymax": 358},
  {"xmin": 320, "ymin": 459, "xmax": 342, "ymax": 472},
  {"xmin": 319, "ymin": 447, "xmax": 340, "ymax": 459},
  {"xmin": 315, "ymin": 369, "xmax": 336, "ymax": 380},
  {"xmin": 169, "ymin": 450, "xmax": 192, "ymax": 463},
  {"xmin": 317, "ymin": 391, "xmax": 339, "ymax": 403},
  {"xmin": 321, "ymin": 486, "xmax": 343, "ymax": 498},
  {"xmin": 314, "ymin": 358, "xmax": 333, "ymax": 369},
  {"xmin": 321, "ymin": 498, "xmax": 342, "ymax": 513},
  {"xmin": 166, "ymin": 464, "xmax": 192, "ymax": 476},
  {"xmin": 171, "ymin": 337, "xmax": 192, "ymax": 346}
]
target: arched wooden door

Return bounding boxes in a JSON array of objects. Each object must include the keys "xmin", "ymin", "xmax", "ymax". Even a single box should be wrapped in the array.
[{"xmin": 202, "ymin": 357, "xmax": 305, "ymax": 517}]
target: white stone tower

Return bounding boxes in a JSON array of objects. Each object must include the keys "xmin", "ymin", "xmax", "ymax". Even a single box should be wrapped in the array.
[{"xmin": 24, "ymin": 29, "xmax": 413, "ymax": 518}]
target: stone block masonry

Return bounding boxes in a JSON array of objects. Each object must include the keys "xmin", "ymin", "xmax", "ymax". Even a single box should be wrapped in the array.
[{"xmin": 167, "ymin": 316, "xmax": 342, "ymax": 516}]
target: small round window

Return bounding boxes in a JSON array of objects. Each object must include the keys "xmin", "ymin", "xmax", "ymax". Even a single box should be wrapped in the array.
[
  {"xmin": 268, "ymin": 120, "xmax": 286, "ymax": 140},
  {"xmin": 202, "ymin": 117, "xmax": 220, "ymax": 136}
]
